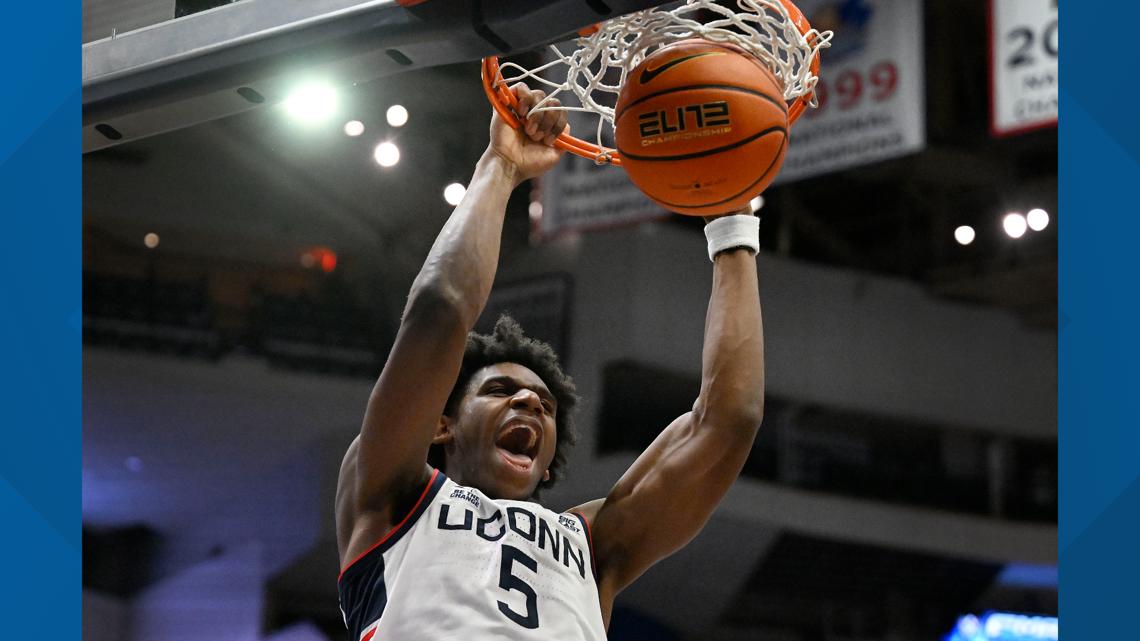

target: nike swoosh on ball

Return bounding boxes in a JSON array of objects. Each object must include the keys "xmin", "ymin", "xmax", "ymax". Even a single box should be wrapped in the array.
[{"xmin": 639, "ymin": 52, "xmax": 725, "ymax": 84}]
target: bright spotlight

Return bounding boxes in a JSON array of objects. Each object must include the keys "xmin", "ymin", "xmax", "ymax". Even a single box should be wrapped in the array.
[
  {"xmin": 283, "ymin": 82, "xmax": 339, "ymax": 124},
  {"xmin": 443, "ymin": 183, "xmax": 467, "ymax": 206},
  {"xmin": 954, "ymin": 225, "xmax": 975, "ymax": 246},
  {"xmin": 1027, "ymin": 208, "xmax": 1050, "ymax": 231},
  {"xmin": 374, "ymin": 141, "xmax": 400, "ymax": 167},
  {"xmin": 144, "ymin": 232, "xmax": 160, "ymax": 249},
  {"xmin": 343, "ymin": 120, "xmax": 364, "ymax": 137},
  {"xmin": 387, "ymin": 105, "xmax": 409, "ymax": 127},
  {"xmin": 1003, "ymin": 213, "xmax": 1027, "ymax": 239},
  {"xmin": 749, "ymin": 195, "xmax": 764, "ymax": 212}
]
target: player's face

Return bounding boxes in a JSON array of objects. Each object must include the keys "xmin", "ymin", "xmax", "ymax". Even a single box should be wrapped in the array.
[{"xmin": 445, "ymin": 362, "xmax": 558, "ymax": 500}]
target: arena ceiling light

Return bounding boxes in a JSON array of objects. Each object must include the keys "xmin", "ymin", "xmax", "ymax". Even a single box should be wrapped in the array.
[
  {"xmin": 954, "ymin": 225, "xmax": 975, "ymax": 246},
  {"xmin": 444, "ymin": 182, "xmax": 467, "ymax": 206},
  {"xmin": 374, "ymin": 141, "xmax": 400, "ymax": 167},
  {"xmin": 1027, "ymin": 208, "xmax": 1050, "ymax": 231},
  {"xmin": 343, "ymin": 120, "xmax": 364, "ymax": 137},
  {"xmin": 282, "ymin": 81, "xmax": 339, "ymax": 124},
  {"xmin": 1003, "ymin": 212, "xmax": 1028, "ymax": 239},
  {"xmin": 387, "ymin": 105, "xmax": 409, "ymax": 127}
]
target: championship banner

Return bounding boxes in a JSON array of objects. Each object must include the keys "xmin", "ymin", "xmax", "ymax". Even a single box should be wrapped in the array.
[
  {"xmin": 775, "ymin": 0, "xmax": 925, "ymax": 183},
  {"xmin": 990, "ymin": 0, "xmax": 1058, "ymax": 137}
]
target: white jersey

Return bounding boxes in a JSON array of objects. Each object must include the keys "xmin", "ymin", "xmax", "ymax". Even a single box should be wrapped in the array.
[{"xmin": 338, "ymin": 470, "xmax": 607, "ymax": 641}]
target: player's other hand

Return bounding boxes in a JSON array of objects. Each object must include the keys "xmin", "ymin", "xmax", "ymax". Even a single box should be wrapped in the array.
[{"xmin": 488, "ymin": 83, "xmax": 569, "ymax": 185}]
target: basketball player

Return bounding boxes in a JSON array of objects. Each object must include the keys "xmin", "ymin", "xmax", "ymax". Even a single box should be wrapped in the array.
[{"xmin": 335, "ymin": 84, "xmax": 765, "ymax": 639}]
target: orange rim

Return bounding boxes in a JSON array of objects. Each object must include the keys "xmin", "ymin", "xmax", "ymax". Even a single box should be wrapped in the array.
[
  {"xmin": 480, "ymin": 1, "xmax": 822, "ymax": 164},
  {"xmin": 775, "ymin": 0, "xmax": 822, "ymax": 125}
]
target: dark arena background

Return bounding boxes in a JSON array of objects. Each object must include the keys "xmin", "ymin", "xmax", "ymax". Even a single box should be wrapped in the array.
[{"xmin": 82, "ymin": 1, "xmax": 1057, "ymax": 640}]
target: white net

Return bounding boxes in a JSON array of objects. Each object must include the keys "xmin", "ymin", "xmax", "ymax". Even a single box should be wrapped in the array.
[{"xmin": 493, "ymin": 0, "xmax": 833, "ymax": 162}]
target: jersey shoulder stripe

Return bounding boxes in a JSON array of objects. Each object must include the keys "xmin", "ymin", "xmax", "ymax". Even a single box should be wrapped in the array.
[
  {"xmin": 337, "ymin": 470, "xmax": 445, "ymax": 640},
  {"xmin": 568, "ymin": 510, "xmax": 598, "ymax": 581},
  {"xmin": 339, "ymin": 469, "xmax": 445, "ymax": 582}
]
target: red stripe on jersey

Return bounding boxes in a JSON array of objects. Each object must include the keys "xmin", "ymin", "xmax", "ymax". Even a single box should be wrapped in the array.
[
  {"xmin": 339, "ymin": 469, "xmax": 441, "ymax": 580},
  {"xmin": 570, "ymin": 510, "xmax": 599, "ymax": 581}
]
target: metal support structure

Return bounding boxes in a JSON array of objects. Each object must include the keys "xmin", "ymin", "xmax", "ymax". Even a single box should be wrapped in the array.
[{"xmin": 83, "ymin": 0, "xmax": 665, "ymax": 152}]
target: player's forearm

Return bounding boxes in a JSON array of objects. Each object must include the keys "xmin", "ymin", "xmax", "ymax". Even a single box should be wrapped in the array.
[
  {"xmin": 405, "ymin": 152, "xmax": 518, "ymax": 327},
  {"xmin": 694, "ymin": 249, "xmax": 765, "ymax": 430}
]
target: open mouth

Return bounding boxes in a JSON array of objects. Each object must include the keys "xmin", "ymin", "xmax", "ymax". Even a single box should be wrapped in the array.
[{"xmin": 495, "ymin": 419, "xmax": 540, "ymax": 470}]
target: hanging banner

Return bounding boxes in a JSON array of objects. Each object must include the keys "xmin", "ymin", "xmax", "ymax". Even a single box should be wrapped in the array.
[
  {"xmin": 990, "ymin": 0, "xmax": 1058, "ymax": 137},
  {"xmin": 776, "ymin": 0, "xmax": 925, "ymax": 183}
]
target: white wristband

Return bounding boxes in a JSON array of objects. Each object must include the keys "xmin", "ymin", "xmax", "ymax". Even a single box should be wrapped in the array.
[{"xmin": 704, "ymin": 214, "xmax": 760, "ymax": 262}]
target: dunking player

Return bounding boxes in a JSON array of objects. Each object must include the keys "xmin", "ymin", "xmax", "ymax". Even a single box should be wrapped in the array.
[{"xmin": 335, "ymin": 84, "xmax": 765, "ymax": 640}]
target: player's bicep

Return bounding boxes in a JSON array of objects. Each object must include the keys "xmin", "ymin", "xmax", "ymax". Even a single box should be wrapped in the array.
[
  {"xmin": 355, "ymin": 298, "xmax": 469, "ymax": 510},
  {"xmin": 591, "ymin": 411, "xmax": 754, "ymax": 592}
]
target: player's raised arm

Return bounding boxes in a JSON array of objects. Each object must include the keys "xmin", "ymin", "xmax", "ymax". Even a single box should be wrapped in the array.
[
  {"xmin": 583, "ymin": 211, "xmax": 765, "ymax": 600},
  {"xmin": 337, "ymin": 85, "xmax": 567, "ymax": 565}
]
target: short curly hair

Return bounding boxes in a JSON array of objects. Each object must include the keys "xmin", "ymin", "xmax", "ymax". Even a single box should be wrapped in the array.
[{"xmin": 428, "ymin": 315, "xmax": 578, "ymax": 494}]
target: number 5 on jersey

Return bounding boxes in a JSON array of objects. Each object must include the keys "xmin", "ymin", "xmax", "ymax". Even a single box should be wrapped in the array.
[{"xmin": 497, "ymin": 545, "xmax": 540, "ymax": 629}]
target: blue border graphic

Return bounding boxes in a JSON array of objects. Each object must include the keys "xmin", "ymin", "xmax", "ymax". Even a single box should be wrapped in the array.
[
  {"xmin": 0, "ymin": 2, "xmax": 80, "ymax": 636},
  {"xmin": 1059, "ymin": 0, "xmax": 1140, "ymax": 638}
]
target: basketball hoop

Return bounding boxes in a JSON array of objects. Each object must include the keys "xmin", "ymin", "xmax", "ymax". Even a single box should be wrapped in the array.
[{"xmin": 481, "ymin": 0, "xmax": 832, "ymax": 166}]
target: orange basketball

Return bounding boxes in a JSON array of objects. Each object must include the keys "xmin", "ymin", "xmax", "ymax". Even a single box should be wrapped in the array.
[{"xmin": 614, "ymin": 40, "xmax": 789, "ymax": 216}]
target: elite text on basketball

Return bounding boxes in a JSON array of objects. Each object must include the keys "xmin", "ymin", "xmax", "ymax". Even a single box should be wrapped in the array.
[{"xmin": 637, "ymin": 101, "xmax": 732, "ymax": 146}]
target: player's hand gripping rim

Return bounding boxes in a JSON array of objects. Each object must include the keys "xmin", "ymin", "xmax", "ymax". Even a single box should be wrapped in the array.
[{"xmin": 488, "ymin": 83, "xmax": 570, "ymax": 185}]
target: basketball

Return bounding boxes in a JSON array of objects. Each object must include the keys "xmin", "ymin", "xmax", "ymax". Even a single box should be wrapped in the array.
[{"xmin": 614, "ymin": 39, "xmax": 789, "ymax": 216}]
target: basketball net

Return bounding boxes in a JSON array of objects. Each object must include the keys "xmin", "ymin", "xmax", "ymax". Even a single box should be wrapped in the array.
[{"xmin": 482, "ymin": 0, "xmax": 833, "ymax": 165}]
